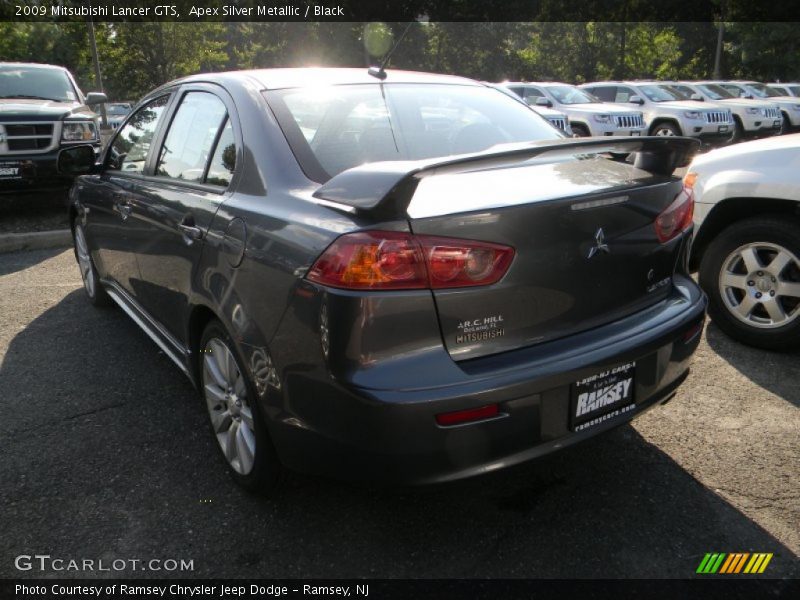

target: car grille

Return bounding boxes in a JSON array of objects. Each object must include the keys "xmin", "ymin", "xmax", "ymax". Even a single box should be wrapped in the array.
[
  {"xmin": 704, "ymin": 111, "xmax": 730, "ymax": 124},
  {"xmin": 548, "ymin": 116, "xmax": 568, "ymax": 131},
  {"xmin": 614, "ymin": 114, "xmax": 644, "ymax": 128},
  {"xmin": 763, "ymin": 107, "xmax": 780, "ymax": 119},
  {"xmin": 0, "ymin": 122, "xmax": 56, "ymax": 153}
]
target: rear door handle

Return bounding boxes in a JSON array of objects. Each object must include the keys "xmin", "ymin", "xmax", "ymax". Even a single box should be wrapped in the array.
[
  {"xmin": 178, "ymin": 215, "xmax": 204, "ymax": 243},
  {"xmin": 116, "ymin": 201, "xmax": 132, "ymax": 220}
]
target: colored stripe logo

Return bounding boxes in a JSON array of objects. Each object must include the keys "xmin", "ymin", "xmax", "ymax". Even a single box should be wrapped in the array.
[{"xmin": 696, "ymin": 553, "xmax": 773, "ymax": 574}]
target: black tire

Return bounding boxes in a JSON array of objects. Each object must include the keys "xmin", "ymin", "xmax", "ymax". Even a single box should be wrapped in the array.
[
  {"xmin": 199, "ymin": 320, "xmax": 284, "ymax": 494},
  {"xmin": 650, "ymin": 121, "xmax": 681, "ymax": 137},
  {"xmin": 731, "ymin": 116, "xmax": 745, "ymax": 143},
  {"xmin": 699, "ymin": 216, "xmax": 800, "ymax": 351},
  {"xmin": 72, "ymin": 222, "xmax": 111, "ymax": 307},
  {"xmin": 571, "ymin": 124, "xmax": 590, "ymax": 137},
  {"xmin": 780, "ymin": 112, "xmax": 791, "ymax": 135}
]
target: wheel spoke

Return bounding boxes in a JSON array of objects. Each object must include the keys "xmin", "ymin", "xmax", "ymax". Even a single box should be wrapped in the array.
[
  {"xmin": 240, "ymin": 405, "xmax": 255, "ymax": 430},
  {"xmin": 763, "ymin": 298, "xmax": 787, "ymax": 324},
  {"xmin": 739, "ymin": 247, "xmax": 762, "ymax": 273},
  {"xmin": 203, "ymin": 353, "xmax": 226, "ymax": 388},
  {"xmin": 210, "ymin": 340, "xmax": 230, "ymax": 384},
  {"xmin": 204, "ymin": 383, "xmax": 226, "ymax": 405},
  {"xmin": 210, "ymin": 408, "xmax": 233, "ymax": 434},
  {"xmin": 766, "ymin": 251, "xmax": 792, "ymax": 277},
  {"xmin": 720, "ymin": 272, "xmax": 748, "ymax": 290},
  {"xmin": 236, "ymin": 423, "xmax": 256, "ymax": 474},
  {"xmin": 225, "ymin": 350, "xmax": 238, "ymax": 387},
  {"xmin": 225, "ymin": 421, "xmax": 239, "ymax": 463},
  {"xmin": 777, "ymin": 281, "xmax": 800, "ymax": 299},
  {"xmin": 735, "ymin": 295, "xmax": 757, "ymax": 318}
]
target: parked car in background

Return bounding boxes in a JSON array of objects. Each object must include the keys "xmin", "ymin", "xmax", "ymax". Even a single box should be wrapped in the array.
[
  {"xmin": 581, "ymin": 81, "xmax": 734, "ymax": 146},
  {"xmin": 711, "ymin": 81, "xmax": 800, "ymax": 134},
  {"xmin": 501, "ymin": 81, "xmax": 645, "ymax": 137},
  {"xmin": 688, "ymin": 134, "xmax": 800, "ymax": 351},
  {"xmin": 767, "ymin": 82, "xmax": 800, "ymax": 97},
  {"xmin": 485, "ymin": 82, "xmax": 572, "ymax": 135},
  {"xmin": 104, "ymin": 102, "xmax": 133, "ymax": 129},
  {"xmin": 60, "ymin": 68, "xmax": 705, "ymax": 493},
  {"xmin": 668, "ymin": 81, "xmax": 781, "ymax": 141},
  {"xmin": 0, "ymin": 62, "xmax": 106, "ymax": 194}
]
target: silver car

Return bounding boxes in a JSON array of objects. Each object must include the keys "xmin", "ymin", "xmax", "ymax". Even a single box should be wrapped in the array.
[
  {"xmin": 580, "ymin": 81, "xmax": 734, "ymax": 146},
  {"xmin": 501, "ymin": 82, "xmax": 645, "ymax": 137}
]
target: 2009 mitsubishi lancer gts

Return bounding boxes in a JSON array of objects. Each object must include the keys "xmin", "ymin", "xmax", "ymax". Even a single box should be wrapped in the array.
[{"xmin": 59, "ymin": 68, "xmax": 706, "ymax": 493}]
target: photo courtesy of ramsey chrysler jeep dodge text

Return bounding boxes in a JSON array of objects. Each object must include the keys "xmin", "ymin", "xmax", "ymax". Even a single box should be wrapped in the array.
[{"xmin": 59, "ymin": 68, "xmax": 706, "ymax": 493}]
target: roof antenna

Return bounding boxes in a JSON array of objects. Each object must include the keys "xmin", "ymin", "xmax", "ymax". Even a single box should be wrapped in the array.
[{"xmin": 368, "ymin": 22, "xmax": 414, "ymax": 80}]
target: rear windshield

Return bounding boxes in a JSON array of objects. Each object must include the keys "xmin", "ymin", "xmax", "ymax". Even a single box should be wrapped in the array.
[
  {"xmin": 265, "ymin": 83, "xmax": 562, "ymax": 182},
  {"xmin": 0, "ymin": 65, "xmax": 78, "ymax": 102}
]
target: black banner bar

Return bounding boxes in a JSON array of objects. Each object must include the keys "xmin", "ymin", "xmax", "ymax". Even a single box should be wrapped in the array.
[
  {"xmin": 2, "ymin": 579, "xmax": 799, "ymax": 600},
  {"xmin": 3, "ymin": 0, "xmax": 800, "ymax": 22}
]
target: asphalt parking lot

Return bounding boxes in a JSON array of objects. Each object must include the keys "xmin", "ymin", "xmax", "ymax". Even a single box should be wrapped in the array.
[{"xmin": 0, "ymin": 248, "xmax": 798, "ymax": 580}]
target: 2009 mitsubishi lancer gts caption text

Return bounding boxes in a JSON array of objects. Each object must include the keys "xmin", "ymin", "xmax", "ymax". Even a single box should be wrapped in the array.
[{"xmin": 60, "ymin": 68, "xmax": 707, "ymax": 493}]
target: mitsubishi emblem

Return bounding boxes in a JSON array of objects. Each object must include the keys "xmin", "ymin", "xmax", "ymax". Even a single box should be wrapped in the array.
[{"xmin": 587, "ymin": 228, "xmax": 610, "ymax": 259}]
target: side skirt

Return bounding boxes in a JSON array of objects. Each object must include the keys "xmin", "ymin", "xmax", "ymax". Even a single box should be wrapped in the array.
[{"xmin": 103, "ymin": 280, "xmax": 195, "ymax": 385}]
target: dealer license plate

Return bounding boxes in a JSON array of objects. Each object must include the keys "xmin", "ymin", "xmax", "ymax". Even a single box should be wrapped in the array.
[
  {"xmin": 0, "ymin": 162, "xmax": 21, "ymax": 179},
  {"xmin": 718, "ymin": 125, "xmax": 729, "ymax": 132},
  {"xmin": 570, "ymin": 362, "xmax": 636, "ymax": 432},
  {"xmin": 774, "ymin": 120, "xmax": 782, "ymax": 128},
  {"xmin": 630, "ymin": 131, "xmax": 641, "ymax": 136}
]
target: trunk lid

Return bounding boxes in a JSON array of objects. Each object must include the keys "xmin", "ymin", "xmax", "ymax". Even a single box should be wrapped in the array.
[{"xmin": 409, "ymin": 157, "xmax": 684, "ymax": 359}]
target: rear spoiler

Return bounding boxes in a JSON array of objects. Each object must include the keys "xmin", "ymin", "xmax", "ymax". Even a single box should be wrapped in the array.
[{"xmin": 313, "ymin": 136, "xmax": 699, "ymax": 218}]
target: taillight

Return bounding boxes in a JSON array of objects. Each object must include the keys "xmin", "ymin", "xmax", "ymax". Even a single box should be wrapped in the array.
[
  {"xmin": 654, "ymin": 178, "xmax": 695, "ymax": 243},
  {"xmin": 306, "ymin": 231, "xmax": 514, "ymax": 290}
]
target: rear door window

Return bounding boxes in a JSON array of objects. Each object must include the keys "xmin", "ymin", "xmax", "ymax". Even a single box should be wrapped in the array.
[
  {"xmin": 587, "ymin": 86, "xmax": 616, "ymax": 102},
  {"xmin": 155, "ymin": 92, "xmax": 228, "ymax": 183}
]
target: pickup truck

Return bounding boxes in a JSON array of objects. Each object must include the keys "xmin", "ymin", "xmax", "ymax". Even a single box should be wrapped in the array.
[{"xmin": 0, "ymin": 62, "xmax": 106, "ymax": 194}]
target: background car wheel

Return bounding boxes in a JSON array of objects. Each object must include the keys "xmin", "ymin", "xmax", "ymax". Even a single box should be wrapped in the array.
[
  {"xmin": 780, "ymin": 112, "xmax": 791, "ymax": 135},
  {"xmin": 651, "ymin": 122, "xmax": 680, "ymax": 136},
  {"xmin": 699, "ymin": 216, "xmax": 800, "ymax": 351},
  {"xmin": 571, "ymin": 124, "xmax": 590, "ymax": 137},
  {"xmin": 72, "ymin": 222, "xmax": 110, "ymax": 307},
  {"xmin": 731, "ymin": 117, "xmax": 745, "ymax": 143},
  {"xmin": 199, "ymin": 320, "xmax": 283, "ymax": 494}
]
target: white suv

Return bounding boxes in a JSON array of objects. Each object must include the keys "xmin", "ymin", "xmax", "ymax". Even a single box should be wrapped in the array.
[
  {"xmin": 501, "ymin": 82, "xmax": 645, "ymax": 137},
  {"xmin": 580, "ymin": 81, "xmax": 734, "ymax": 146},
  {"xmin": 711, "ymin": 81, "xmax": 800, "ymax": 134},
  {"xmin": 687, "ymin": 134, "xmax": 800, "ymax": 351},
  {"xmin": 670, "ymin": 81, "xmax": 781, "ymax": 141}
]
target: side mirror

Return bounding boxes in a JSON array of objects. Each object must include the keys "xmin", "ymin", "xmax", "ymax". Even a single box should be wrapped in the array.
[
  {"xmin": 535, "ymin": 96, "xmax": 552, "ymax": 107},
  {"xmin": 57, "ymin": 145, "xmax": 97, "ymax": 176},
  {"xmin": 629, "ymin": 95, "xmax": 644, "ymax": 105},
  {"xmin": 690, "ymin": 93, "xmax": 704, "ymax": 101},
  {"xmin": 84, "ymin": 92, "xmax": 108, "ymax": 106}
]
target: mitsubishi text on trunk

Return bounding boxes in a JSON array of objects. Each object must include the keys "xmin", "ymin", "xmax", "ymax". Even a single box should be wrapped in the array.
[{"xmin": 62, "ymin": 69, "xmax": 707, "ymax": 493}]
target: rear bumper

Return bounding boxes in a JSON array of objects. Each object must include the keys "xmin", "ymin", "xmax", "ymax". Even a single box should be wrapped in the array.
[{"xmin": 266, "ymin": 275, "xmax": 707, "ymax": 485}]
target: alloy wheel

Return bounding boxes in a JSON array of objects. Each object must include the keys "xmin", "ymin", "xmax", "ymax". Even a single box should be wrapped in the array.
[
  {"xmin": 718, "ymin": 242, "xmax": 800, "ymax": 329},
  {"xmin": 202, "ymin": 338, "xmax": 257, "ymax": 475}
]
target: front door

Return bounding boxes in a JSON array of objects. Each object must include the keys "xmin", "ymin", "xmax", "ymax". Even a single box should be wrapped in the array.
[{"xmin": 126, "ymin": 87, "xmax": 239, "ymax": 344}]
